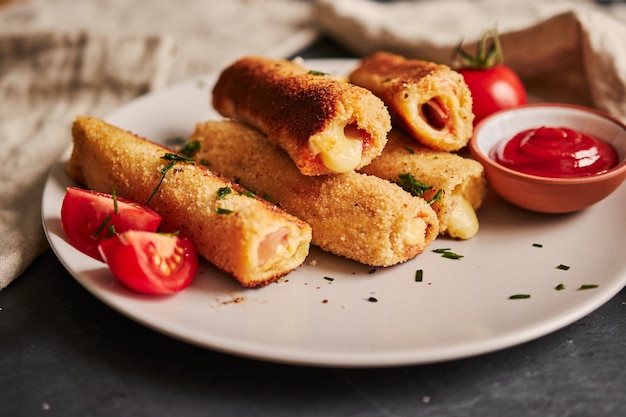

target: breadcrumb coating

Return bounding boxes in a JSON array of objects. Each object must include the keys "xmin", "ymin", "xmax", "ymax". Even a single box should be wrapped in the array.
[
  {"xmin": 190, "ymin": 120, "xmax": 439, "ymax": 267},
  {"xmin": 212, "ymin": 55, "xmax": 391, "ymax": 175},
  {"xmin": 349, "ymin": 51, "xmax": 473, "ymax": 152},
  {"xmin": 66, "ymin": 116, "xmax": 311, "ymax": 287}
]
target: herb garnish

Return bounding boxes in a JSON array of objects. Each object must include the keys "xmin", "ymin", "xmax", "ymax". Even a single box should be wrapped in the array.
[
  {"xmin": 394, "ymin": 172, "xmax": 432, "ymax": 197},
  {"xmin": 415, "ymin": 269, "xmax": 424, "ymax": 282},
  {"xmin": 404, "ymin": 146, "xmax": 415, "ymax": 154},
  {"xmin": 426, "ymin": 189, "xmax": 443, "ymax": 205},
  {"xmin": 93, "ymin": 214, "xmax": 112, "ymax": 238},
  {"xmin": 432, "ymin": 248, "xmax": 464, "ymax": 259},
  {"xmin": 93, "ymin": 189, "xmax": 119, "ymax": 238},
  {"xmin": 367, "ymin": 297, "xmax": 378, "ymax": 302},
  {"xmin": 217, "ymin": 186, "xmax": 232, "ymax": 200},
  {"xmin": 237, "ymin": 190, "xmax": 256, "ymax": 198},
  {"xmin": 556, "ymin": 264, "xmax": 570, "ymax": 271},
  {"xmin": 509, "ymin": 294, "xmax": 531, "ymax": 300},
  {"xmin": 215, "ymin": 207, "xmax": 233, "ymax": 214},
  {"xmin": 578, "ymin": 284, "xmax": 599, "ymax": 290},
  {"xmin": 308, "ymin": 69, "xmax": 328, "ymax": 76},
  {"xmin": 323, "ymin": 276, "xmax": 335, "ymax": 282},
  {"xmin": 555, "ymin": 283, "xmax": 566, "ymax": 291},
  {"xmin": 145, "ymin": 153, "xmax": 195, "ymax": 206},
  {"xmin": 532, "ymin": 243, "xmax": 543, "ymax": 248},
  {"xmin": 178, "ymin": 140, "xmax": 200, "ymax": 158},
  {"xmin": 393, "ymin": 172, "xmax": 442, "ymax": 204}
]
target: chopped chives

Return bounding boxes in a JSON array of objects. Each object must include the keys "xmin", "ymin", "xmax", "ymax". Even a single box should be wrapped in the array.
[
  {"xmin": 415, "ymin": 269, "xmax": 424, "ymax": 282},
  {"xmin": 578, "ymin": 284, "xmax": 599, "ymax": 290},
  {"xmin": 509, "ymin": 294, "xmax": 531, "ymax": 300}
]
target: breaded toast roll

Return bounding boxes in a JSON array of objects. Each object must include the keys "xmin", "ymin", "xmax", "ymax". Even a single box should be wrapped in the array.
[
  {"xmin": 189, "ymin": 120, "xmax": 439, "ymax": 267},
  {"xmin": 212, "ymin": 56, "xmax": 391, "ymax": 176},
  {"xmin": 359, "ymin": 129, "xmax": 487, "ymax": 240},
  {"xmin": 66, "ymin": 116, "xmax": 312, "ymax": 288},
  {"xmin": 349, "ymin": 52, "xmax": 473, "ymax": 152}
]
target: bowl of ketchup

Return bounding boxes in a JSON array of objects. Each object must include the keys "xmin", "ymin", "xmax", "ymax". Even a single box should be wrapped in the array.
[{"xmin": 469, "ymin": 103, "xmax": 626, "ymax": 213}]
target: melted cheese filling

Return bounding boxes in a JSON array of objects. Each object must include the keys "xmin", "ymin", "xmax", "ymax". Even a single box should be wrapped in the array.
[
  {"xmin": 309, "ymin": 124, "xmax": 363, "ymax": 173},
  {"xmin": 446, "ymin": 192, "xmax": 479, "ymax": 239},
  {"xmin": 403, "ymin": 216, "xmax": 427, "ymax": 246}
]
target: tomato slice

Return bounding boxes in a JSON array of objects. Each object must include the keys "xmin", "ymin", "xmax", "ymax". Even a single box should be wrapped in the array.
[
  {"xmin": 98, "ymin": 231, "xmax": 198, "ymax": 295},
  {"xmin": 61, "ymin": 187, "xmax": 162, "ymax": 261}
]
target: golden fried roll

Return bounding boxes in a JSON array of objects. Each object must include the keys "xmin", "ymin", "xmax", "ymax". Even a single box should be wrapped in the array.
[
  {"xmin": 349, "ymin": 51, "xmax": 473, "ymax": 152},
  {"xmin": 66, "ymin": 116, "xmax": 312, "ymax": 288},
  {"xmin": 359, "ymin": 129, "xmax": 487, "ymax": 240},
  {"xmin": 211, "ymin": 56, "xmax": 391, "ymax": 176},
  {"xmin": 189, "ymin": 120, "xmax": 439, "ymax": 267}
]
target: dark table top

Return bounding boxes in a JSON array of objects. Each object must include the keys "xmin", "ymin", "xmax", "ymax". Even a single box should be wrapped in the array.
[{"xmin": 2, "ymin": 37, "xmax": 625, "ymax": 417}]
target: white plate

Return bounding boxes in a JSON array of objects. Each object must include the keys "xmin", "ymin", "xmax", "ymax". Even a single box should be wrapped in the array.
[{"xmin": 42, "ymin": 59, "xmax": 626, "ymax": 367}]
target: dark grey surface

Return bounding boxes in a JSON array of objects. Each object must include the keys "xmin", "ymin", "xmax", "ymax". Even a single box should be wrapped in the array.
[{"xmin": 2, "ymin": 37, "xmax": 625, "ymax": 417}]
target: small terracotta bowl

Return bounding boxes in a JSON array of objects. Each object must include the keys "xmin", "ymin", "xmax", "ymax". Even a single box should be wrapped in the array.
[{"xmin": 469, "ymin": 103, "xmax": 626, "ymax": 213}]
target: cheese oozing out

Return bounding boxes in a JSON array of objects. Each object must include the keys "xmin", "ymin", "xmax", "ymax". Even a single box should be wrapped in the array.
[
  {"xmin": 403, "ymin": 216, "xmax": 428, "ymax": 247},
  {"xmin": 446, "ymin": 192, "xmax": 479, "ymax": 240},
  {"xmin": 309, "ymin": 124, "xmax": 363, "ymax": 173}
]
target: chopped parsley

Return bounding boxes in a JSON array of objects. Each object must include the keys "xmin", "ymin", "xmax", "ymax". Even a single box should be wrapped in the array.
[
  {"xmin": 404, "ymin": 146, "xmax": 415, "ymax": 154},
  {"xmin": 367, "ymin": 297, "xmax": 378, "ymax": 303},
  {"xmin": 215, "ymin": 207, "xmax": 233, "ymax": 214},
  {"xmin": 556, "ymin": 264, "xmax": 571, "ymax": 271},
  {"xmin": 323, "ymin": 276, "xmax": 335, "ymax": 282},
  {"xmin": 217, "ymin": 187, "xmax": 232, "ymax": 200},
  {"xmin": 555, "ymin": 283, "xmax": 566, "ymax": 291},
  {"xmin": 532, "ymin": 243, "xmax": 543, "ymax": 248},
  {"xmin": 308, "ymin": 69, "xmax": 328, "ymax": 76},
  {"xmin": 178, "ymin": 140, "xmax": 200, "ymax": 158},
  {"xmin": 394, "ymin": 172, "xmax": 432, "ymax": 197}
]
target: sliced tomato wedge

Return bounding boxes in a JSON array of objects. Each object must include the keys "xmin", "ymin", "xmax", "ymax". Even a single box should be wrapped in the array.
[
  {"xmin": 61, "ymin": 187, "xmax": 162, "ymax": 261},
  {"xmin": 98, "ymin": 231, "xmax": 198, "ymax": 295}
]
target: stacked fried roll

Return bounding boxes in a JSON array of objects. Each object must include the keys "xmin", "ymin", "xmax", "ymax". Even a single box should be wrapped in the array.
[
  {"xmin": 359, "ymin": 129, "xmax": 487, "ymax": 240},
  {"xmin": 212, "ymin": 56, "xmax": 391, "ymax": 176},
  {"xmin": 188, "ymin": 120, "xmax": 439, "ymax": 267},
  {"xmin": 66, "ymin": 116, "xmax": 312, "ymax": 288},
  {"xmin": 349, "ymin": 51, "xmax": 473, "ymax": 152}
]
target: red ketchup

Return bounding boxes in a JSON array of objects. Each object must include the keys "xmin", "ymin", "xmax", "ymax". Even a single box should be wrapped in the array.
[{"xmin": 491, "ymin": 126, "xmax": 619, "ymax": 178}]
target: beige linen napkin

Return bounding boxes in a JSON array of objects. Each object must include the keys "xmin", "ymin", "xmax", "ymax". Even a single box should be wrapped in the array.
[
  {"xmin": 0, "ymin": 0, "xmax": 317, "ymax": 83},
  {"xmin": 315, "ymin": 0, "xmax": 626, "ymax": 123},
  {"xmin": 0, "ymin": 31, "xmax": 176, "ymax": 290},
  {"xmin": 0, "ymin": 0, "xmax": 318, "ymax": 290}
]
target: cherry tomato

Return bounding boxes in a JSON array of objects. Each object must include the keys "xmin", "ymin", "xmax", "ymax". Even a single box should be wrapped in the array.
[
  {"xmin": 453, "ymin": 28, "xmax": 527, "ymax": 124},
  {"xmin": 458, "ymin": 65, "xmax": 527, "ymax": 124},
  {"xmin": 98, "ymin": 231, "xmax": 198, "ymax": 295},
  {"xmin": 61, "ymin": 187, "xmax": 162, "ymax": 261}
]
